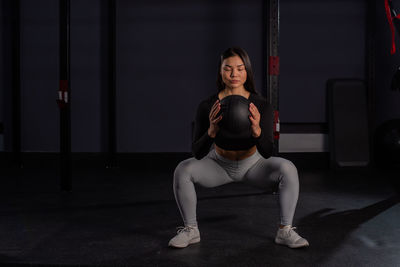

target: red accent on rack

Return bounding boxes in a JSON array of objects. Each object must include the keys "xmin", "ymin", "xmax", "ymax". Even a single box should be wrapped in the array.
[
  {"xmin": 269, "ymin": 56, "xmax": 280, "ymax": 75},
  {"xmin": 385, "ymin": 0, "xmax": 400, "ymax": 55},
  {"xmin": 273, "ymin": 110, "xmax": 280, "ymax": 140},
  {"xmin": 57, "ymin": 80, "xmax": 69, "ymax": 108},
  {"xmin": 60, "ymin": 80, "xmax": 68, "ymax": 92}
]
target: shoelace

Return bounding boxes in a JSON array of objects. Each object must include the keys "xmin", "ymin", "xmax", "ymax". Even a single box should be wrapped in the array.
[
  {"xmin": 176, "ymin": 226, "xmax": 195, "ymax": 234},
  {"xmin": 282, "ymin": 226, "xmax": 298, "ymax": 238},
  {"xmin": 289, "ymin": 227, "xmax": 303, "ymax": 241}
]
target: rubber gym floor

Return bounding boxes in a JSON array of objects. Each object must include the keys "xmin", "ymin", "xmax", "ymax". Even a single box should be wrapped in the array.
[{"xmin": 0, "ymin": 155, "xmax": 399, "ymax": 267}]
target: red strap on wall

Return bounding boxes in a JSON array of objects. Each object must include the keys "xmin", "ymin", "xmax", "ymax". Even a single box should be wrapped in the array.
[
  {"xmin": 269, "ymin": 56, "xmax": 280, "ymax": 75},
  {"xmin": 385, "ymin": 0, "xmax": 400, "ymax": 54}
]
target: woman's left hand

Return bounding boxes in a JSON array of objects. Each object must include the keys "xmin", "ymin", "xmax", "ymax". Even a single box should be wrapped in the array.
[{"xmin": 249, "ymin": 103, "xmax": 262, "ymax": 138}]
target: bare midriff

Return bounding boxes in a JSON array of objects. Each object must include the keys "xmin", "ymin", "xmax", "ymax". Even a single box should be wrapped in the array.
[{"xmin": 215, "ymin": 145, "xmax": 257, "ymax": 161}]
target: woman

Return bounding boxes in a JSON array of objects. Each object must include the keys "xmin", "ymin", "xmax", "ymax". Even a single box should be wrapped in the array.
[{"xmin": 169, "ymin": 47, "xmax": 309, "ymax": 249}]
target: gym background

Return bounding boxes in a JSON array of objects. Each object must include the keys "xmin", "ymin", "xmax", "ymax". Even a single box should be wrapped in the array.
[
  {"xmin": 1, "ymin": 0, "xmax": 399, "ymax": 154},
  {"xmin": 0, "ymin": 1, "xmax": 399, "ymax": 267}
]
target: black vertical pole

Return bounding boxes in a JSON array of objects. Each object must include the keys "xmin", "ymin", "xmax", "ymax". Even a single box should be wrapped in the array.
[
  {"xmin": 266, "ymin": 0, "xmax": 280, "ymax": 155},
  {"xmin": 11, "ymin": 0, "xmax": 21, "ymax": 167},
  {"xmin": 59, "ymin": 0, "xmax": 71, "ymax": 191},
  {"xmin": 106, "ymin": 0, "xmax": 117, "ymax": 168},
  {"xmin": 366, "ymin": 0, "xmax": 376, "ymax": 163}
]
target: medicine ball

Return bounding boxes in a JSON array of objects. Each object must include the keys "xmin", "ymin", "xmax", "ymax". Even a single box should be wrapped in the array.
[{"xmin": 217, "ymin": 95, "xmax": 251, "ymax": 139}]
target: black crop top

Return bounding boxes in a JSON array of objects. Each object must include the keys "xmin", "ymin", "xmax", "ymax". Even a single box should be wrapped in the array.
[{"xmin": 192, "ymin": 93, "xmax": 274, "ymax": 160}]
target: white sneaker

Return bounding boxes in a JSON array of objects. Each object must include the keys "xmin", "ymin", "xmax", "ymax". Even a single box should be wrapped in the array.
[
  {"xmin": 168, "ymin": 226, "xmax": 201, "ymax": 248},
  {"xmin": 275, "ymin": 225, "xmax": 309, "ymax": 248}
]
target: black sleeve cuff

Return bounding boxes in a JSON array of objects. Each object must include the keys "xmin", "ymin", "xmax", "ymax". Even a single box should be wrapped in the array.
[{"xmin": 192, "ymin": 132, "xmax": 215, "ymax": 159}]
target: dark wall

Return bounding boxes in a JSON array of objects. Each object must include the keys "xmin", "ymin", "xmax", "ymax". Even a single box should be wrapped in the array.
[
  {"xmin": 279, "ymin": 0, "xmax": 400, "ymax": 126},
  {"xmin": 1, "ymin": 0, "xmax": 399, "ymax": 153},
  {"xmin": 0, "ymin": 1, "xmax": 5, "ymax": 134},
  {"xmin": 1, "ymin": 0, "xmax": 59, "ymax": 152},
  {"xmin": 1, "ymin": 0, "xmax": 264, "ymax": 153},
  {"xmin": 20, "ymin": 0, "xmax": 59, "ymax": 152},
  {"xmin": 1, "ymin": 0, "xmax": 11, "ymax": 151},
  {"xmin": 280, "ymin": 0, "xmax": 367, "ymax": 123},
  {"xmin": 116, "ymin": 0, "xmax": 263, "ymax": 152},
  {"xmin": 71, "ymin": 0, "xmax": 104, "ymax": 152}
]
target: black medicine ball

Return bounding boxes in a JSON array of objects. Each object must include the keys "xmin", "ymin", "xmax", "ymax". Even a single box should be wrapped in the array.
[{"xmin": 217, "ymin": 95, "xmax": 252, "ymax": 139}]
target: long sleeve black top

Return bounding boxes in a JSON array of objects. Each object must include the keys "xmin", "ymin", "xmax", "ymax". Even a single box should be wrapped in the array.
[{"xmin": 191, "ymin": 93, "xmax": 274, "ymax": 160}]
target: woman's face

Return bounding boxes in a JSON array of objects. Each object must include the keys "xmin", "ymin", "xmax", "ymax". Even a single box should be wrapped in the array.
[{"xmin": 220, "ymin": 55, "xmax": 247, "ymax": 90}]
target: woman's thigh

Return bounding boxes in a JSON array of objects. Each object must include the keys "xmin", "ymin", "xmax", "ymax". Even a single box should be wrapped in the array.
[
  {"xmin": 176, "ymin": 156, "xmax": 234, "ymax": 188},
  {"xmin": 243, "ymin": 156, "xmax": 295, "ymax": 189}
]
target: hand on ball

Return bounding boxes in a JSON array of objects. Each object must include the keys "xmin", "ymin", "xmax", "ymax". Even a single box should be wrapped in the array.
[
  {"xmin": 208, "ymin": 99, "xmax": 223, "ymax": 138},
  {"xmin": 249, "ymin": 103, "xmax": 261, "ymax": 138}
]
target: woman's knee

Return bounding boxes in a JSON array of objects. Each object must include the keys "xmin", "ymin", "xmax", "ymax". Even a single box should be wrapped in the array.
[
  {"xmin": 174, "ymin": 158, "xmax": 195, "ymax": 184},
  {"xmin": 279, "ymin": 159, "xmax": 299, "ymax": 183}
]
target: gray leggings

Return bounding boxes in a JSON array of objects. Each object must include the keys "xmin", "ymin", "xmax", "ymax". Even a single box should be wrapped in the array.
[{"xmin": 173, "ymin": 149, "xmax": 299, "ymax": 227}]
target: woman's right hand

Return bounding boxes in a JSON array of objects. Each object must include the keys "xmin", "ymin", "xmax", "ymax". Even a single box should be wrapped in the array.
[{"xmin": 208, "ymin": 99, "xmax": 223, "ymax": 138}]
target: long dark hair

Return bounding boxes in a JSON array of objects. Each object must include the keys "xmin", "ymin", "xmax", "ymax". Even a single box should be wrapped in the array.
[{"xmin": 216, "ymin": 47, "xmax": 257, "ymax": 94}]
